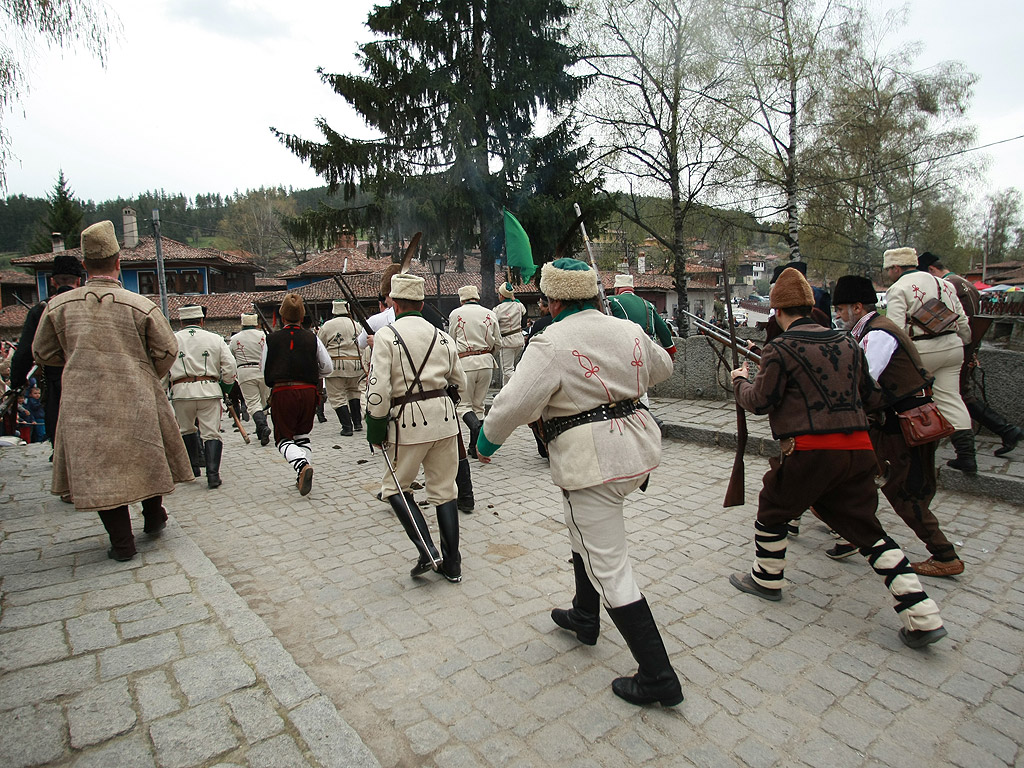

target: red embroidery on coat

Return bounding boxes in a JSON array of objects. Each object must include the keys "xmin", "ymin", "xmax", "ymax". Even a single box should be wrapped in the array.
[
  {"xmin": 631, "ymin": 338, "xmax": 644, "ymax": 396},
  {"xmin": 572, "ymin": 350, "xmax": 611, "ymax": 399},
  {"xmin": 911, "ymin": 285, "xmax": 926, "ymax": 305}
]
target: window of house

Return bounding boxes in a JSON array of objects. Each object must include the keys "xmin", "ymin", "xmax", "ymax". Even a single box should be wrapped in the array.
[
  {"xmin": 138, "ymin": 271, "xmax": 158, "ymax": 295},
  {"xmin": 174, "ymin": 270, "xmax": 202, "ymax": 294}
]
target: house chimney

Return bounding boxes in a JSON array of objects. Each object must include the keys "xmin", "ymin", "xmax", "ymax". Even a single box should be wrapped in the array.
[
  {"xmin": 122, "ymin": 206, "xmax": 139, "ymax": 249},
  {"xmin": 638, "ymin": 251, "xmax": 646, "ymax": 274},
  {"xmin": 51, "ymin": 233, "xmax": 65, "ymax": 253},
  {"xmin": 336, "ymin": 229, "xmax": 356, "ymax": 249}
]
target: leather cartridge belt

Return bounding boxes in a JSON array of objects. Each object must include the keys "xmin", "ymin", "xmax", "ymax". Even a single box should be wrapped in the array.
[
  {"xmin": 542, "ymin": 399, "xmax": 645, "ymax": 442},
  {"xmin": 171, "ymin": 375, "xmax": 219, "ymax": 385},
  {"xmin": 458, "ymin": 349, "xmax": 493, "ymax": 358},
  {"xmin": 392, "ymin": 388, "xmax": 447, "ymax": 407},
  {"xmin": 237, "ymin": 363, "xmax": 261, "ymax": 368}
]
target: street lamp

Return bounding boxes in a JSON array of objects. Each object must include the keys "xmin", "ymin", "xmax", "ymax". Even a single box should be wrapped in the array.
[{"xmin": 428, "ymin": 253, "xmax": 447, "ymax": 310}]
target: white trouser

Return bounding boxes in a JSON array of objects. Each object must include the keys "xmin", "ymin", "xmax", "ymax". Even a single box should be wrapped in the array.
[
  {"xmin": 562, "ymin": 477, "xmax": 646, "ymax": 608},
  {"xmin": 458, "ymin": 368, "xmax": 491, "ymax": 419},
  {"xmin": 917, "ymin": 345, "xmax": 971, "ymax": 430},
  {"xmin": 498, "ymin": 345, "xmax": 521, "ymax": 386},
  {"xmin": 378, "ymin": 437, "xmax": 458, "ymax": 506},
  {"xmin": 237, "ymin": 369, "xmax": 270, "ymax": 414},
  {"xmin": 173, "ymin": 398, "xmax": 222, "ymax": 443},
  {"xmin": 324, "ymin": 375, "xmax": 363, "ymax": 409}
]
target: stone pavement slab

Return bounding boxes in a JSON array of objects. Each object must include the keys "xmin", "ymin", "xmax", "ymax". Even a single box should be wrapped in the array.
[
  {"xmin": 0, "ymin": 443, "xmax": 380, "ymax": 768},
  {"xmin": 2, "ymin": 396, "xmax": 1023, "ymax": 767}
]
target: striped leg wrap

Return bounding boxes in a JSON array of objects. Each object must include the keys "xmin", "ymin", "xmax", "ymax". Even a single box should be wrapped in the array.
[
  {"xmin": 862, "ymin": 537, "xmax": 943, "ymax": 632},
  {"xmin": 751, "ymin": 520, "xmax": 788, "ymax": 590},
  {"xmin": 279, "ymin": 437, "xmax": 312, "ymax": 475}
]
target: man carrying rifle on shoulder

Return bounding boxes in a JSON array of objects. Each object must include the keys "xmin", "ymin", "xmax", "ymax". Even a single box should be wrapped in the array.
[
  {"xmin": 728, "ymin": 268, "xmax": 948, "ymax": 649},
  {"xmin": 229, "ymin": 313, "xmax": 272, "ymax": 446}
]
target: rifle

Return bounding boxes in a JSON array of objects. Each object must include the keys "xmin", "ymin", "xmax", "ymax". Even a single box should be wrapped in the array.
[
  {"xmin": 253, "ymin": 304, "xmax": 275, "ymax": 337},
  {"xmin": 332, "ymin": 275, "xmax": 376, "ymax": 336},
  {"xmin": 223, "ymin": 395, "xmax": 251, "ymax": 444},
  {"xmin": 721, "ymin": 258, "xmax": 747, "ymax": 508},
  {"xmin": 0, "ymin": 364, "xmax": 37, "ymax": 420},
  {"xmin": 573, "ymin": 203, "xmax": 611, "ymax": 314},
  {"xmin": 680, "ymin": 309, "xmax": 761, "ymax": 364}
]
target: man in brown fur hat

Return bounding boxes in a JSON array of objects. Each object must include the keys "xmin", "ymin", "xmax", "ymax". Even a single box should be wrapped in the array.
[
  {"xmin": 33, "ymin": 221, "xmax": 193, "ymax": 560},
  {"xmin": 728, "ymin": 267, "xmax": 948, "ymax": 649},
  {"xmin": 262, "ymin": 294, "xmax": 333, "ymax": 495}
]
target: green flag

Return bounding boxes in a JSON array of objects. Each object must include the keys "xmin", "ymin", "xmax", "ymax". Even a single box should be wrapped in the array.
[{"xmin": 504, "ymin": 209, "xmax": 535, "ymax": 283}]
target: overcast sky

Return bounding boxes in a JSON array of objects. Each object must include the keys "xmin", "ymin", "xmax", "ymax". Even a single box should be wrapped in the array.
[{"xmin": 3, "ymin": 0, "xmax": 1021, "ymax": 208}]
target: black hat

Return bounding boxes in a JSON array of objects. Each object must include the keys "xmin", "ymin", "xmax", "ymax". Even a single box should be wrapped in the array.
[
  {"xmin": 52, "ymin": 253, "xmax": 85, "ymax": 278},
  {"xmin": 918, "ymin": 251, "xmax": 941, "ymax": 270},
  {"xmin": 769, "ymin": 260, "xmax": 808, "ymax": 284},
  {"xmin": 832, "ymin": 275, "xmax": 877, "ymax": 306}
]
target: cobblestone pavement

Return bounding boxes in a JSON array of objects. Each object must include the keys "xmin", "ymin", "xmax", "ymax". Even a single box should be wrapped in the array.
[{"xmin": 2, "ymin": 399, "xmax": 1023, "ymax": 767}]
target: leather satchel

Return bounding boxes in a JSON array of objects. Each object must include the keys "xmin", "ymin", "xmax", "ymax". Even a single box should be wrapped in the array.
[
  {"xmin": 909, "ymin": 276, "xmax": 958, "ymax": 337},
  {"xmin": 896, "ymin": 392, "xmax": 954, "ymax": 447}
]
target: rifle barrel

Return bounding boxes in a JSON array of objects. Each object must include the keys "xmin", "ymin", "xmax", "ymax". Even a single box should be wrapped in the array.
[{"xmin": 680, "ymin": 309, "xmax": 761, "ymax": 363}]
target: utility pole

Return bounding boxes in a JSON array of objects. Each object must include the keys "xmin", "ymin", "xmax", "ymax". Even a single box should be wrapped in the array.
[{"xmin": 152, "ymin": 209, "xmax": 169, "ymax": 319}]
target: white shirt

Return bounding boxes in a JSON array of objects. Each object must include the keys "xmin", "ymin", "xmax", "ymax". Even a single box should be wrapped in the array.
[
  {"xmin": 357, "ymin": 306, "xmax": 396, "ymax": 349},
  {"xmin": 851, "ymin": 311, "xmax": 898, "ymax": 381}
]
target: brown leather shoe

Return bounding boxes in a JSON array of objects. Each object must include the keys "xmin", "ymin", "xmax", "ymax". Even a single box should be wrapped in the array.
[{"xmin": 911, "ymin": 557, "xmax": 964, "ymax": 577}]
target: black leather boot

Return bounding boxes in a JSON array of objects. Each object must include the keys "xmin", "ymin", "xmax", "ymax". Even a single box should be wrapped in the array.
[
  {"xmin": 141, "ymin": 496, "xmax": 167, "ymax": 535},
  {"xmin": 968, "ymin": 400, "xmax": 1022, "ymax": 456},
  {"xmin": 436, "ymin": 500, "xmax": 462, "ymax": 583},
  {"xmin": 606, "ymin": 596, "xmax": 683, "ymax": 707},
  {"xmin": 946, "ymin": 429, "xmax": 977, "ymax": 473},
  {"xmin": 551, "ymin": 551, "xmax": 600, "ymax": 645},
  {"xmin": 335, "ymin": 406, "xmax": 354, "ymax": 436},
  {"xmin": 252, "ymin": 410, "xmax": 271, "ymax": 446},
  {"xmin": 388, "ymin": 493, "xmax": 440, "ymax": 577},
  {"xmin": 349, "ymin": 399, "xmax": 363, "ymax": 431},
  {"xmin": 182, "ymin": 432, "xmax": 202, "ymax": 477},
  {"xmin": 462, "ymin": 412, "xmax": 482, "ymax": 458},
  {"xmin": 98, "ymin": 506, "xmax": 136, "ymax": 561},
  {"xmin": 316, "ymin": 399, "xmax": 327, "ymax": 423},
  {"xmin": 456, "ymin": 458, "xmax": 474, "ymax": 512},
  {"xmin": 205, "ymin": 440, "xmax": 223, "ymax": 488}
]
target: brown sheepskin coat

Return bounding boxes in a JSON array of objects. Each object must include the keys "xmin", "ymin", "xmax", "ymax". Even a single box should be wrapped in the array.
[{"xmin": 32, "ymin": 277, "xmax": 193, "ymax": 511}]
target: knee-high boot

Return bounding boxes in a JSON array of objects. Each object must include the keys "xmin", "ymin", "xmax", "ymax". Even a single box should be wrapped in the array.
[
  {"xmin": 335, "ymin": 405, "xmax": 353, "ymax": 436},
  {"xmin": 967, "ymin": 400, "xmax": 1022, "ymax": 456},
  {"xmin": 252, "ymin": 410, "xmax": 271, "ymax": 446},
  {"xmin": 182, "ymin": 432, "xmax": 202, "ymax": 477},
  {"xmin": 140, "ymin": 496, "xmax": 167, "ymax": 535},
  {"xmin": 388, "ymin": 493, "xmax": 440, "ymax": 577},
  {"xmin": 462, "ymin": 412, "xmax": 482, "ymax": 458},
  {"xmin": 349, "ymin": 399, "xmax": 363, "ymax": 431},
  {"xmin": 98, "ymin": 506, "xmax": 136, "ymax": 561},
  {"xmin": 456, "ymin": 458, "xmax": 474, "ymax": 512},
  {"xmin": 205, "ymin": 440, "xmax": 223, "ymax": 489},
  {"xmin": 606, "ymin": 596, "xmax": 683, "ymax": 706},
  {"xmin": 946, "ymin": 429, "xmax": 977, "ymax": 473},
  {"xmin": 861, "ymin": 536, "xmax": 947, "ymax": 648},
  {"xmin": 551, "ymin": 551, "xmax": 600, "ymax": 645},
  {"xmin": 436, "ymin": 500, "xmax": 461, "ymax": 583}
]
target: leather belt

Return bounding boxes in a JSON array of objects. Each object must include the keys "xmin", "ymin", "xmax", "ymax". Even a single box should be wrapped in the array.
[
  {"xmin": 171, "ymin": 375, "xmax": 218, "ymax": 385},
  {"xmin": 500, "ymin": 330, "xmax": 520, "ymax": 337},
  {"xmin": 331, "ymin": 355, "xmax": 362, "ymax": 361},
  {"xmin": 541, "ymin": 399, "xmax": 645, "ymax": 442},
  {"xmin": 458, "ymin": 349, "xmax": 493, "ymax": 358},
  {"xmin": 238, "ymin": 363, "xmax": 260, "ymax": 368},
  {"xmin": 392, "ymin": 388, "xmax": 447, "ymax": 407},
  {"xmin": 272, "ymin": 380, "xmax": 315, "ymax": 388}
]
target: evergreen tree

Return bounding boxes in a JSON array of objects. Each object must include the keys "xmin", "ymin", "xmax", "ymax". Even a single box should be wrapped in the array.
[
  {"xmin": 29, "ymin": 170, "xmax": 84, "ymax": 254},
  {"xmin": 273, "ymin": 0, "xmax": 589, "ymax": 303}
]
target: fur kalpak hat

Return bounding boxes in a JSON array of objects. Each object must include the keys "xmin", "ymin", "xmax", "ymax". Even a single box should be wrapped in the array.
[
  {"xmin": 458, "ymin": 285, "xmax": 480, "ymax": 302},
  {"xmin": 883, "ymin": 247, "xmax": 918, "ymax": 269},
  {"xmin": 770, "ymin": 261, "xmax": 807, "ymax": 284},
  {"xmin": 917, "ymin": 251, "xmax": 941, "ymax": 271},
  {"xmin": 280, "ymin": 294, "xmax": 305, "ymax": 324},
  {"xmin": 770, "ymin": 268, "xmax": 814, "ymax": 309},
  {"xmin": 179, "ymin": 305, "xmax": 204, "ymax": 321},
  {"xmin": 240, "ymin": 313, "xmax": 258, "ymax": 327},
  {"xmin": 332, "ymin": 300, "xmax": 349, "ymax": 316},
  {"xmin": 498, "ymin": 282, "xmax": 515, "ymax": 299},
  {"xmin": 613, "ymin": 274, "xmax": 634, "ymax": 289},
  {"xmin": 81, "ymin": 221, "xmax": 120, "ymax": 261},
  {"xmin": 539, "ymin": 258, "xmax": 598, "ymax": 301},
  {"xmin": 390, "ymin": 274, "xmax": 425, "ymax": 301},
  {"xmin": 832, "ymin": 276, "xmax": 877, "ymax": 306},
  {"xmin": 52, "ymin": 253, "xmax": 85, "ymax": 278}
]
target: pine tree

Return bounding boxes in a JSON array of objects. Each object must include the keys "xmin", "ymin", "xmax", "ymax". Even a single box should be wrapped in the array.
[
  {"xmin": 30, "ymin": 170, "xmax": 84, "ymax": 254},
  {"xmin": 273, "ymin": 0, "xmax": 588, "ymax": 303}
]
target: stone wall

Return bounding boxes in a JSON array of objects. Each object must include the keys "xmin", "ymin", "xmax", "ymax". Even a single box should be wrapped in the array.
[{"xmin": 650, "ymin": 334, "xmax": 1024, "ymax": 429}]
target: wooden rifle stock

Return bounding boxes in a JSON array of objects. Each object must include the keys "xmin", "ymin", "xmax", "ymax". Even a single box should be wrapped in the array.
[
  {"xmin": 720, "ymin": 259, "xmax": 747, "ymax": 508},
  {"xmin": 332, "ymin": 275, "xmax": 376, "ymax": 337}
]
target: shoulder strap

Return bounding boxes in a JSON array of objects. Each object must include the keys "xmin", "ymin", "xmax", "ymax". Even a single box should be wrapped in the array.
[{"xmin": 391, "ymin": 325, "xmax": 438, "ymax": 399}]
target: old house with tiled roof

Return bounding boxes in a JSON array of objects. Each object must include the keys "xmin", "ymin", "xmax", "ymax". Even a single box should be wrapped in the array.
[
  {"xmin": 12, "ymin": 208, "xmax": 263, "ymax": 302},
  {"xmin": 0, "ymin": 270, "xmax": 37, "ymax": 309}
]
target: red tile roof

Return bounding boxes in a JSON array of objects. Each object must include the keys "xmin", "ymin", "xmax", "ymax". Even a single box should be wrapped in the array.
[
  {"xmin": 0, "ymin": 270, "xmax": 36, "ymax": 286},
  {"xmin": 144, "ymin": 293, "xmax": 271, "ymax": 322},
  {"xmin": 254, "ymin": 277, "xmax": 287, "ymax": 289},
  {"xmin": 13, "ymin": 238, "xmax": 263, "ymax": 273},
  {"xmin": 0, "ymin": 304, "xmax": 29, "ymax": 332}
]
